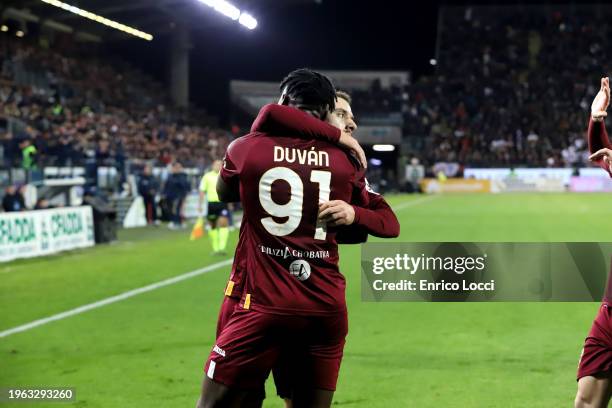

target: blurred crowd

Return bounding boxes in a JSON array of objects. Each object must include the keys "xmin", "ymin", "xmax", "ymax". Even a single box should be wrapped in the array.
[
  {"xmin": 403, "ymin": 6, "xmax": 610, "ymax": 168},
  {"xmin": 0, "ymin": 36, "xmax": 231, "ymax": 170},
  {"xmin": 3, "ymin": 5, "xmax": 608, "ymax": 180},
  {"xmin": 349, "ymin": 82, "xmax": 405, "ymax": 115}
]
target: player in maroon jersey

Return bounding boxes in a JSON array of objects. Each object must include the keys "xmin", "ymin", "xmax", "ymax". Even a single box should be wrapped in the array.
[
  {"xmin": 196, "ymin": 69, "xmax": 398, "ymax": 407},
  {"xmin": 575, "ymin": 76, "xmax": 612, "ymax": 408},
  {"xmin": 214, "ymin": 91, "xmax": 370, "ymax": 336},
  {"xmin": 212, "ymin": 91, "xmax": 399, "ymax": 407}
]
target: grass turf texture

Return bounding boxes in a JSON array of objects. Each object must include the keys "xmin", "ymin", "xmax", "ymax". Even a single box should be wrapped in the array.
[{"xmin": 1, "ymin": 192, "xmax": 611, "ymax": 407}]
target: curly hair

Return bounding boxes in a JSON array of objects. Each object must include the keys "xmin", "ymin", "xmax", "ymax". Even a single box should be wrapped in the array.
[{"xmin": 279, "ymin": 68, "xmax": 337, "ymax": 118}]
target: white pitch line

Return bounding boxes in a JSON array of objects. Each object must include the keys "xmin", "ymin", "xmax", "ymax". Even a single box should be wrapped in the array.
[
  {"xmin": 392, "ymin": 195, "xmax": 438, "ymax": 211},
  {"xmin": 0, "ymin": 195, "xmax": 435, "ymax": 339},
  {"xmin": 0, "ymin": 258, "xmax": 233, "ymax": 339}
]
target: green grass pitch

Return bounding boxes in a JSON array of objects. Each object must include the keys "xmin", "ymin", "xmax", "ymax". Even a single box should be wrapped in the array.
[{"xmin": 2, "ymin": 192, "xmax": 612, "ymax": 407}]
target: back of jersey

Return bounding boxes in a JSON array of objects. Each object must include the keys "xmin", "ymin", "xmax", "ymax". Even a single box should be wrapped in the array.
[{"xmin": 220, "ymin": 132, "xmax": 358, "ymax": 315}]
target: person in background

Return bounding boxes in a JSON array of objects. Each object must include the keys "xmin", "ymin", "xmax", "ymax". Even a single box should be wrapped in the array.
[
  {"xmin": 405, "ymin": 157, "xmax": 424, "ymax": 193},
  {"xmin": 34, "ymin": 198, "xmax": 53, "ymax": 210},
  {"xmin": 2, "ymin": 185, "xmax": 26, "ymax": 212},
  {"xmin": 20, "ymin": 138, "xmax": 37, "ymax": 170},
  {"xmin": 164, "ymin": 162, "xmax": 190, "ymax": 229},
  {"xmin": 199, "ymin": 160, "xmax": 230, "ymax": 255},
  {"xmin": 138, "ymin": 164, "xmax": 160, "ymax": 225},
  {"xmin": 1, "ymin": 131, "xmax": 18, "ymax": 167}
]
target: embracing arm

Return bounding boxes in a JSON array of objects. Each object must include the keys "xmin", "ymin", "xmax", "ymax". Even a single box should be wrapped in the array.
[
  {"xmin": 320, "ymin": 186, "xmax": 400, "ymax": 242},
  {"xmin": 588, "ymin": 77, "xmax": 612, "ymax": 176},
  {"xmin": 253, "ymin": 104, "xmax": 366, "ymax": 168},
  {"xmin": 351, "ymin": 194, "xmax": 400, "ymax": 238},
  {"xmin": 252, "ymin": 104, "xmax": 341, "ymax": 142}
]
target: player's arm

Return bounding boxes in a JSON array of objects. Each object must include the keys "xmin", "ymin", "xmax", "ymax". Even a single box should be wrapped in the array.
[
  {"xmin": 319, "ymin": 185, "xmax": 400, "ymax": 238},
  {"xmin": 355, "ymin": 192, "xmax": 400, "ymax": 238},
  {"xmin": 216, "ymin": 140, "xmax": 243, "ymax": 203},
  {"xmin": 588, "ymin": 77, "xmax": 612, "ymax": 175},
  {"xmin": 334, "ymin": 190, "xmax": 399, "ymax": 244},
  {"xmin": 322, "ymin": 195, "xmax": 400, "ymax": 238},
  {"xmin": 252, "ymin": 104, "xmax": 367, "ymax": 168},
  {"xmin": 216, "ymin": 174, "xmax": 240, "ymax": 202}
]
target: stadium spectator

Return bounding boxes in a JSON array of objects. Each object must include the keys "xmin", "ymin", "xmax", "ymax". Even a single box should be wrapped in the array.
[
  {"xmin": 19, "ymin": 138, "xmax": 37, "ymax": 169},
  {"xmin": 2, "ymin": 185, "xmax": 26, "ymax": 212},
  {"xmin": 404, "ymin": 157, "xmax": 424, "ymax": 193},
  {"xmin": 34, "ymin": 198, "xmax": 53, "ymax": 210},
  {"xmin": 138, "ymin": 165, "xmax": 160, "ymax": 225}
]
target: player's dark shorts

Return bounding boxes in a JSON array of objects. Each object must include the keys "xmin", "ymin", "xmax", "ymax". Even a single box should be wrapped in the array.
[
  {"xmin": 272, "ymin": 350, "xmax": 302, "ymax": 399},
  {"xmin": 216, "ymin": 295, "xmax": 240, "ymax": 338},
  {"xmin": 215, "ymin": 293, "xmax": 294, "ymax": 398},
  {"xmin": 577, "ymin": 302, "xmax": 612, "ymax": 380},
  {"xmin": 204, "ymin": 308, "xmax": 348, "ymax": 391},
  {"xmin": 207, "ymin": 202, "xmax": 229, "ymax": 221}
]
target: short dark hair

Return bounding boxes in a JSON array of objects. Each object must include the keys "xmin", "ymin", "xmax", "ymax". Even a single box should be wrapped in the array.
[
  {"xmin": 279, "ymin": 68, "xmax": 336, "ymax": 118},
  {"xmin": 335, "ymin": 90, "xmax": 352, "ymax": 105}
]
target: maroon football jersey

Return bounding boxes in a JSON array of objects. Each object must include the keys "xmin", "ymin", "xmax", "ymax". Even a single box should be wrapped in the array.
[
  {"xmin": 221, "ymin": 130, "xmax": 363, "ymax": 315},
  {"xmin": 222, "ymin": 105, "xmax": 399, "ymax": 301}
]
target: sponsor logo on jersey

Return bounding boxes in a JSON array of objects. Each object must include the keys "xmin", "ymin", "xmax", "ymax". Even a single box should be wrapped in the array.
[
  {"xmin": 259, "ymin": 244, "xmax": 330, "ymax": 260},
  {"xmin": 289, "ymin": 259, "xmax": 311, "ymax": 281}
]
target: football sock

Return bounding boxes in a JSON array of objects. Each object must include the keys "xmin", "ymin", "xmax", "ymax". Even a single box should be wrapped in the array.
[
  {"xmin": 219, "ymin": 227, "xmax": 229, "ymax": 251},
  {"xmin": 209, "ymin": 229, "xmax": 219, "ymax": 252}
]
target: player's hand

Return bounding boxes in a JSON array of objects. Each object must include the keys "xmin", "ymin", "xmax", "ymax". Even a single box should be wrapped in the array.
[
  {"xmin": 318, "ymin": 200, "xmax": 355, "ymax": 226},
  {"xmin": 591, "ymin": 77, "xmax": 610, "ymax": 122},
  {"xmin": 589, "ymin": 148, "xmax": 612, "ymax": 172},
  {"xmin": 339, "ymin": 131, "xmax": 367, "ymax": 169}
]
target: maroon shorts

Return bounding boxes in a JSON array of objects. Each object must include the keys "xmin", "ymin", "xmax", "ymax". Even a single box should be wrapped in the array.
[
  {"xmin": 215, "ymin": 296, "xmax": 297, "ymax": 398},
  {"xmin": 204, "ymin": 308, "xmax": 348, "ymax": 391},
  {"xmin": 272, "ymin": 353, "xmax": 299, "ymax": 399},
  {"xmin": 216, "ymin": 296, "xmax": 240, "ymax": 338},
  {"xmin": 577, "ymin": 302, "xmax": 612, "ymax": 380}
]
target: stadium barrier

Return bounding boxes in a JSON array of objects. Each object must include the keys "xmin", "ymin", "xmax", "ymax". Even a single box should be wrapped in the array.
[
  {"xmin": 492, "ymin": 178, "xmax": 566, "ymax": 193},
  {"xmin": 122, "ymin": 197, "xmax": 147, "ymax": 228},
  {"xmin": 569, "ymin": 176, "xmax": 612, "ymax": 193},
  {"xmin": 0, "ymin": 206, "xmax": 95, "ymax": 263},
  {"xmin": 464, "ymin": 168, "xmax": 575, "ymax": 183},
  {"xmin": 120, "ymin": 192, "xmax": 204, "ymax": 229},
  {"xmin": 420, "ymin": 179, "xmax": 492, "ymax": 193},
  {"xmin": 463, "ymin": 168, "xmax": 612, "ymax": 193}
]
